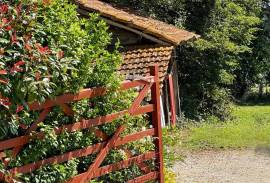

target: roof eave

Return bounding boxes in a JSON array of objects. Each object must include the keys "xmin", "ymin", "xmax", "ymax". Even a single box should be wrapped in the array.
[{"xmin": 76, "ymin": 0, "xmax": 200, "ymax": 46}]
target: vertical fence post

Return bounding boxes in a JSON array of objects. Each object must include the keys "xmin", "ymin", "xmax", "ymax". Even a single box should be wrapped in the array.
[
  {"xmin": 150, "ymin": 65, "xmax": 164, "ymax": 183},
  {"xmin": 168, "ymin": 74, "xmax": 177, "ymax": 126}
]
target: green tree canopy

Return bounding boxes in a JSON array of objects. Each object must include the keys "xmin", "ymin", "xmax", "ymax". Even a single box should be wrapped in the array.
[{"xmin": 107, "ymin": 0, "xmax": 268, "ymax": 119}]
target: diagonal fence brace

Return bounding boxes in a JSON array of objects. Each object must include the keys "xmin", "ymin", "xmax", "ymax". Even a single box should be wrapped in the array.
[
  {"xmin": 129, "ymin": 82, "xmax": 153, "ymax": 115},
  {"xmin": 66, "ymin": 125, "xmax": 126, "ymax": 183},
  {"xmin": 12, "ymin": 108, "xmax": 51, "ymax": 158}
]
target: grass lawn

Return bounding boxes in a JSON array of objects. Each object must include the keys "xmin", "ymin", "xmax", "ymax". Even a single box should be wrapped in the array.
[{"xmin": 182, "ymin": 105, "xmax": 270, "ymax": 150}]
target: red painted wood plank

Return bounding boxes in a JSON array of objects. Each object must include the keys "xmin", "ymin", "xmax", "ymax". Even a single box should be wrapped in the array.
[
  {"xmin": 60, "ymin": 104, "xmax": 74, "ymax": 116},
  {"xmin": 91, "ymin": 151, "xmax": 157, "ymax": 178},
  {"xmin": 25, "ymin": 108, "xmax": 51, "ymax": 134},
  {"xmin": 54, "ymin": 110, "xmax": 128, "ymax": 134},
  {"xmin": 137, "ymin": 162, "xmax": 152, "ymax": 174},
  {"xmin": 168, "ymin": 74, "xmax": 177, "ymax": 126},
  {"xmin": 12, "ymin": 108, "xmax": 51, "ymax": 157},
  {"xmin": 8, "ymin": 129, "xmax": 155, "ymax": 175},
  {"xmin": 122, "ymin": 150, "xmax": 152, "ymax": 174},
  {"xmin": 0, "ymin": 105, "xmax": 153, "ymax": 151},
  {"xmin": 150, "ymin": 65, "xmax": 165, "ymax": 183},
  {"xmin": 65, "ymin": 152, "xmax": 156, "ymax": 182},
  {"xmin": 127, "ymin": 171, "xmax": 159, "ymax": 183},
  {"xmin": 28, "ymin": 77, "xmax": 155, "ymax": 111},
  {"xmin": 53, "ymin": 103, "xmax": 153, "ymax": 135},
  {"xmin": 115, "ymin": 128, "xmax": 154, "ymax": 146},
  {"xmin": 131, "ymin": 104, "xmax": 154, "ymax": 115},
  {"xmin": 29, "ymin": 88, "xmax": 107, "ymax": 111},
  {"xmin": 67, "ymin": 125, "xmax": 126, "ymax": 183},
  {"xmin": 82, "ymin": 125, "xmax": 126, "ymax": 182},
  {"xmin": 9, "ymin": 143, "xmax": 104, "ymax": 175},
  {"xmin": 129, "ymin": 82, "xmax": 152, "ymax": 114},
  {"xmin": 120, "ymin": 76, "xmax": 154, "ymax": 90},
  {"xmin": 0, "ymin": 135, "xmax": 32, "ymax": 152}
]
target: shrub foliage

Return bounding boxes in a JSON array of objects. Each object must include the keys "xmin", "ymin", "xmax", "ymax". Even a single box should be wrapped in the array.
[{"xmin": 0, "ymin": 1, "xmax": 155, "ymax": 182}]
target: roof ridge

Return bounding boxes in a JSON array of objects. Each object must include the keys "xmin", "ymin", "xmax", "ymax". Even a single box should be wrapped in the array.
[
  {"xmin": 76, "ymin": 0, "xmax": 199, "ymax": 45},
  {"xmin": 121, "ymin": 44, "xmax": 174, "ymax": 51}
]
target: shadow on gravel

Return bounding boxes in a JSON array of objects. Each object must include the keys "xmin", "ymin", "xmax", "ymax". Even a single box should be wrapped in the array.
[{"xmin": 255, "ymin": 144, "xmax": 270, "ymax": 156}]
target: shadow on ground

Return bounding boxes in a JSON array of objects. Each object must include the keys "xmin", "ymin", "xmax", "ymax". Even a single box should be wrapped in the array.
[{"xmin": 255, "ymin": 144, "xmax": 270, "ymax": 156}]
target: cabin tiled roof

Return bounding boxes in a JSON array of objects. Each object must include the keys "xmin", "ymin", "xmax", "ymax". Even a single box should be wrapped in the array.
[
  {"xmin": 76, "ymin": 0, "xmax": 199, "ymax": 45},
  {"xmin": 119, "ymin": 45, "xmax": 174, "ymax": 84}
]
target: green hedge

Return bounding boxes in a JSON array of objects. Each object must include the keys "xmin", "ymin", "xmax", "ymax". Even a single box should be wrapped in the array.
[{"xmin": 0, "ymin": 1, "xmax": 156, "ymax": 182}]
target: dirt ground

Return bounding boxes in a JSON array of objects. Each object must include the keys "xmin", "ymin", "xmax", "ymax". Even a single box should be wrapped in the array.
[{"xmin": 173, "ymin": 148, "xmax": 270, "ymax": 183}]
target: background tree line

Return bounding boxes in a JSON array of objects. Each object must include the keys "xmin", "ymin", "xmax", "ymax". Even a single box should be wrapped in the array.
[{"xmin": 106, "ymin": 0, "xmax": 270, "ymax": 120}]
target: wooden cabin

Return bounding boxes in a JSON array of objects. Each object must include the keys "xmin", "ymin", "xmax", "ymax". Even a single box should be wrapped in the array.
[{"xmin": 76, "ymin": 0, "xmax": 199, "ymax": 126}]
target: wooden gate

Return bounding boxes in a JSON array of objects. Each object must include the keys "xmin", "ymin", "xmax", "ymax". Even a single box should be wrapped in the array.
[{"xmin": 0, "ymin": 65, "xmax": 164, "ymax": 183}]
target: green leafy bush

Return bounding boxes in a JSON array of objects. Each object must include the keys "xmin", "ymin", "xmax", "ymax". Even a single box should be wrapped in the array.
[
  {"xmin": 162, "ymin": 127, "xmax": 183, "ymax": 168},
  {"xmin": 0, "ymin": 0, "xmax": 156, "ymax": 182},
  {"xmin": 0, "ymin": 0, "xmax": 121, "ymax": 139}
]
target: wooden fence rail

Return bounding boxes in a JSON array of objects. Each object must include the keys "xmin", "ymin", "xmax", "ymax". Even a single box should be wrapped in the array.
[{"xmin": 0, "ymin": 65, "xmax": 164, "ymax": 183}]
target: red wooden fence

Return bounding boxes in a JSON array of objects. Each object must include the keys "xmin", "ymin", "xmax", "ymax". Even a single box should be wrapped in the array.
[{"xmin": 0, "ymin": 65, "xmax": 164, "ymax": 183}]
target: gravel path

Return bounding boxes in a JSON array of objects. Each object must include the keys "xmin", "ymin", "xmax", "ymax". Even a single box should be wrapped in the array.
[{"xmin": 173, "ymin": 148, "xmax": 270, "ymax": 183}]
